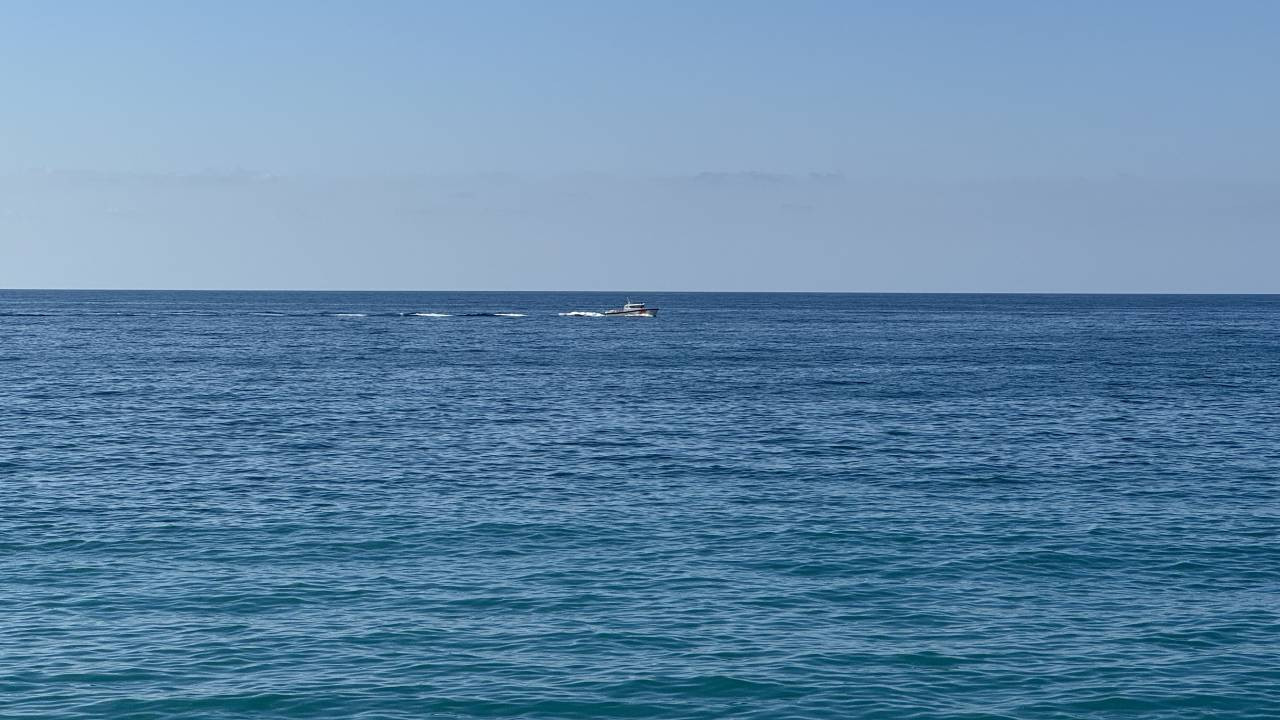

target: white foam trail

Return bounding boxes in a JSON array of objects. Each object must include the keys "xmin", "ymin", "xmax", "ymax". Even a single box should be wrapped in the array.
[
  {"xmin": 494, "ymin": 313, "xmax": 526, "ymax": 317},
  {"xmin": 411, "ymin": 313, "xmax": 451, "ymax": 317},
  {"xmin": 332, "ymin": 313, "xmax": 367, "ymax": 317},
  {"xmin": 559, "ymin": 311, "xmax": 604, "ymax": 317}
]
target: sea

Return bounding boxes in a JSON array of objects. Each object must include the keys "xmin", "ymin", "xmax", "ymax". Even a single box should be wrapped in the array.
[{"xmin": 1, "ymin": 291, "xmax": 1277, "ymax": 719}]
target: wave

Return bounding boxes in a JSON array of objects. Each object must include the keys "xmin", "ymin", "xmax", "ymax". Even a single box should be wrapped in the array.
[
  {"xmin": 461, "ymin": 312, "xmax": 526, "ymax": 318},
  {"xmin": 330, "ymin": 313, "xmax": 367, "ymax": 317},
  {"xmin": 408, "ymin": 312, "xmax": 451, "ymax": 318},
  {"xmin": 559, "ymin": 311, "xmax": 604, "ymax": 317},
  {"xmin": 494, "ymin": 313, "xmax": 526, "ymax": 318}
]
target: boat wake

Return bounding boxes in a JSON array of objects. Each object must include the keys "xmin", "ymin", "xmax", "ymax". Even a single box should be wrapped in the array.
[{"xmin": 559, "ymin": 311, "xmax": 604, "ymax": 317}]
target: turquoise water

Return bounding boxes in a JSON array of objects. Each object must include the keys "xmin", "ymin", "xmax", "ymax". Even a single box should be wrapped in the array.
[{"xmin": 2, "ymin": 291, "xmax": 1278, "ymax": 719}]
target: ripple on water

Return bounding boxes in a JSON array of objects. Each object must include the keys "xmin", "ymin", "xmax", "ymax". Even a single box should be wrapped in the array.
[{"xmin": 1, "ymin": 291, "xmax": 1278, "ymax": 719}]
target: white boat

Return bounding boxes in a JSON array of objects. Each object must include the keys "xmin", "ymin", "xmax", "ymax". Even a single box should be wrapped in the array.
[{"xmin": 603, "ymin": 299, "xmax": 658, "ymax": 317}]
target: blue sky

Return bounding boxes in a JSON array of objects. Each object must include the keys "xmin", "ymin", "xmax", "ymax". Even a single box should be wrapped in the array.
[{"xmin": 2, "ymin": 1, "xmax": 1278, "ymax": 290}]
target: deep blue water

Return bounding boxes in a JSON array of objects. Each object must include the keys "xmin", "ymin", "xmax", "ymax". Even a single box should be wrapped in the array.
[{"xmin": 2, "ymin": 291, "xmax": 1278, "ymax": 719}]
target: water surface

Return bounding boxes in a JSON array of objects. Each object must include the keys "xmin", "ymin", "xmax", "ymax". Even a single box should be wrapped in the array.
[{"xmin": 2, "ymin": 291, "xmax": 1278, "ymax": 719}]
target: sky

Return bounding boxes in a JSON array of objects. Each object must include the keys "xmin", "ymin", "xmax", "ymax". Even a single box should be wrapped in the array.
[{"xmin": 1, "ymin": 0, "xmax": 1278, "ymax": 291}]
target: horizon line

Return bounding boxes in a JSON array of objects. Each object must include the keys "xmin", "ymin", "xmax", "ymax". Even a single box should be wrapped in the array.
[{"xmin": 3, "ymin": 288, "xmax": 1278, "ymax": 296}]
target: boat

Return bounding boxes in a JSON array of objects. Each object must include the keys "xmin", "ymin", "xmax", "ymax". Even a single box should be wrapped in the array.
[{"xmin": 604, "ymin": 299, "xmax": 659, "ymax": 317}]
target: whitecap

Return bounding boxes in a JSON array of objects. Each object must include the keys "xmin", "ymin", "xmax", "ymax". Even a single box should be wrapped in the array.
[
  {"xmin": 493, "ymin": 313, "xmax": 526, "ymax": 317},
  {"xmin": 411, "ymin": 312, "xmax": 451, "ymax": 317}
]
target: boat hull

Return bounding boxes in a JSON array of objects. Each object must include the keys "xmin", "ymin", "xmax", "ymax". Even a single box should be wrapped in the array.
[{"xmin": 603, "ymin": 308, "xmax": 659, "ymax": 317}]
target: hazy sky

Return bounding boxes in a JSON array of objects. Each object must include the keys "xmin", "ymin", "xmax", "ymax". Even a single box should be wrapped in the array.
[{"xmin": 2, "ymin": 1, "xmax": 1277, "ymax": 291}]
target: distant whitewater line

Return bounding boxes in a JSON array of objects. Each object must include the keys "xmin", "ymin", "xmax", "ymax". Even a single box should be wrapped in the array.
[{"xmin": 0, "ymin": 309, "xmax": 637, "ymax": 319}]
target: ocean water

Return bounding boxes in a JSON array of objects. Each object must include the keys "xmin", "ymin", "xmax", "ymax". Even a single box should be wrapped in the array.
[{"xmin": 2, "ymin": 291, "xmax": 1278, "ymax": 719}]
